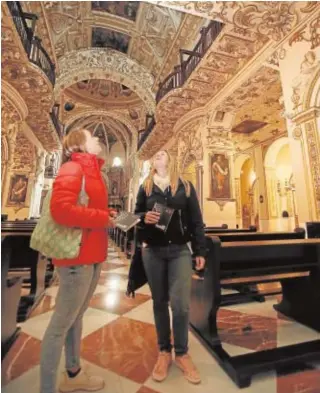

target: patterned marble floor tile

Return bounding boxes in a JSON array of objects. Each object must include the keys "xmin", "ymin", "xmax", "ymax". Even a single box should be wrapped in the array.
[
  {"xmin": 81, "ymin": 317, "xmax": 158, "ymax": 384},
  {"xmin": 217, "ymin": 308, "xmax": 277, "ymax": 351},
  {"xmin": 44, "ymin": 283, "xmax": 109, "ymax": 299},
  {"xmin": 135, "ymin": 283, "xmax": 152, "ymax": 296},
  {"xmin": 137, "ymin": 386, "xmax": 161, "ymax": 393},
  {"xmin": 2, "ymin": 332, "xmax": 41, "ymax": 386},
  {"xmin": 98, "ymin": 273, "xmax": 130, "ymax": 291},
  {"xmin": 223, "ymin": 297, "xmax": 280, "ymax": 320},
  {"xmin": 90, "ymin": 290, "xmax": 151, "ymax": 315},
  {"xmin": 101, "ymin": 262, "xmax": 127, "ymax": 272},
  {"xmin": 276, "ymin": 319, "xmax": 320, "ymax": 348},
  {"xmin": 21, "ymin": 308, "xmax": 119, "ymax": 341},
  {"xmin": 2, "ymin": 360, "xmax": 141, "ymax": 393},
  {"xmin": 145, "ymin": 333, "xmax": 277, "ymax": 393},
  {"xmin": 28, "ymin": 295, "xmax": 56, "ymax": 318},
  {"xmin": 123, "ymin": 300, "xmax": 155, "ymax": 325},
  {"xmin": 106, "ymin": 265, "xmax": 130, "ymax": 275},
  {"xmin": 277, "ymin": 365, "xmax": 320, "ymax": 393}
]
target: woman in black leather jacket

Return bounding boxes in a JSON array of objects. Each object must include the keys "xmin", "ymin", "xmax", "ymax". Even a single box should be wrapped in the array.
[{"xmin": 134, "ymin": 150, "xmax": 206, "ymax": 385}]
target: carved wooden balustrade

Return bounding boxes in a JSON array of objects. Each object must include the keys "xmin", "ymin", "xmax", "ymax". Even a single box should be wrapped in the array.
[
  {"xmin": 7, "ymin": 1, "xmax": 56, "ymax": 85},
  {"xmin": 156, "ymin": 21, "xmax": 224, "ymax": 104},
  {"xmin": 139, "ymin": 20, "xmax": 224, "ymax": 150}
]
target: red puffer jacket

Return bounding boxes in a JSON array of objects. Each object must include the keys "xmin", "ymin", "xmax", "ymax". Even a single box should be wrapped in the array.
[{"xmin": 50, "ymin": 152, "xmax": 109, "ymax": 267}]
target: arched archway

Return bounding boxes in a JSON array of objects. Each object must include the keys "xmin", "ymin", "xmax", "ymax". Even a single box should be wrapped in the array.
[
  {"xmin": 264, "ymin": 138, "xmax": 296, "ymax": 230},
  {"xmin": 55, "ymin": 48, "xmax": 156, "ymax": 113},
  {"xmin": 64, "ymin": 109, "xmax": 138, "ymax": 155}
]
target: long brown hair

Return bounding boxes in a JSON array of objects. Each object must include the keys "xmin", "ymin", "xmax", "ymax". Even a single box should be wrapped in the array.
[
  {"xmin": 62, "ymin": 128, "xmax": 88, "ymax": 163},
  {"xmin": 144, "ymin": 150, "xmax": 190, "ymax": 197}
]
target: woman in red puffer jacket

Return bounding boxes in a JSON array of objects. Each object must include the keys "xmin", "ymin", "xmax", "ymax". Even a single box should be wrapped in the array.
[{"xmin": 40, "ymin": 128, "xmax": 115, "ymax": 393}]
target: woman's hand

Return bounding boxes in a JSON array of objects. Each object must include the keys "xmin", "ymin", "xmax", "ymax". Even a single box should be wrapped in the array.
[
  {"xmin": 145, "ymin": 211, "xmax": 160, "ymax": 225},
  {"xmin": 195, "ymin": 256, "xmax": 205, "ymax": 271},
  {"xmin": 109, "ymin": 209, "xmax": 118, "ymax": 218}
]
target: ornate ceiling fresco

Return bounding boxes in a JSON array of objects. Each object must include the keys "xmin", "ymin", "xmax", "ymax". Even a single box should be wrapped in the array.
[
  {"xmin": 66, "ymin": 113, "xmax": 131, "ymax": 153},
  {"xmin": 64, "ymin": 80, "xmax": 142, "ymax": 109},
  {"xmin": 137, "ymin": 3, "xmax": 320, "ymax": 159},
  {"xmin": 227, "ymin": 69, "xmax": 287, "ymax": 152},
  {"xmin": 24, "ymin": 1, "xmax": 204, "ymax": 86},
  {"xmin": 149, "ymin": 1, "xmax": 319, "ymax": 41}
]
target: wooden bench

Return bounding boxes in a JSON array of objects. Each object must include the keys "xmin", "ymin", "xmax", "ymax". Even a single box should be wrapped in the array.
[
  {"xmin": 193, "ymin": 229, "xmax": 305, "ymax": 305},
  {"xmin": 1, "ymin": 221, "xmax": 51, "ymax": 324},
  {"xmin": 205, "ymin": 226, "xmax": 257, "ymax": 235},
  {"xmin": 189, "ymin": 238, "xmax": 320, "ymax": 388}
]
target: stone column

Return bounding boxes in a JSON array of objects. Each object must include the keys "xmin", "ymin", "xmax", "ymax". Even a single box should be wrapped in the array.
[
  {"xmin": 253, "ymin": 145, "xmax": 269, "ymax": 231},
  {"xmin": 29, "ymin": 149, "xmax": 46, "ymax": 218}
]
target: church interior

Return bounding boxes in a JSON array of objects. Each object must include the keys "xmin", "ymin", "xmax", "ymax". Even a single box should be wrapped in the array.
[{"xmin": 1, "ymin": 1, "xmax": 320, "ymax": 392}]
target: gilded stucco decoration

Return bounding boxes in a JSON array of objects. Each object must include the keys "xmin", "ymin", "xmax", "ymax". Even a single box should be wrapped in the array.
[
  {"xmin": 220, "ymin": 69, "xmax": 287, "ymax": 152},
  {"xmin": 152, "ymin": 1, "xmax": 319, "ymax": 41},
  {"xmin": 291, "ymin": 50, "xmax": 320, "ymax": 112},
  {"xmin": 174, "ymin": 119, "xmax": 203, "ymax": 170},
  {"xmin": 11, "ymin": 131, "xmax": 36, "ymax": 174},
  {"xmin": 2, "ymin": 3, "xmax": 60, "ymax": 151},
  {"xmin": 304, "ymin": 121, "xmax": 320, "ymax": 218},
  {"xmin": 55, "ymin": 48, "xmax": 156, "ymax": 112},
  {"xmin": 138, "ymin": 20, "xmax": 270, "ymax": 159},
  {"xmin": 25, "ymin": 1, "xmax": 202, "ymax": 89},
  {"xmin": 289, "ymin": 14, "xmax": 320, "ymax": 50}
]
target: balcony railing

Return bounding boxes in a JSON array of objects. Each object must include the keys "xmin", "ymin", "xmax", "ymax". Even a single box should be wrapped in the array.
[
  {"xmin": 156, "ymin": 20, "xmax": 224, "ymax": 103},
  {"xmin": 50, "ymin": 104, "xmax": 63, "ymax": 139},
  {"xmin": 7, "ymin": 1, "xmax": 55, "ymax": 85},
  {"xmin": 138, "ymin": 115, "xmax": 156, "ymax": 150}
]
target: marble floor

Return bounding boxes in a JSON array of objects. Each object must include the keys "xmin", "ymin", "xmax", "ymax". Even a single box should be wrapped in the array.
[{"xmin": 2, "ymin": 242, "xmax": 320, "ymax": 393}]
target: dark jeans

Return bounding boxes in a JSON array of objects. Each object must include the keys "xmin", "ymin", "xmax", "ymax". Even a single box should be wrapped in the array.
[{"xmin": 142, "ymin": 243, "xmax": 192, "ymax": 356}]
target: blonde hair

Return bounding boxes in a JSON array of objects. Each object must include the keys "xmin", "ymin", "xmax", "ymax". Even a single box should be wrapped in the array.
[
  {"xmin": 62, "ymin": 128, "xmax": 88, "ymax": 162},
  {"xmin": 144, "ymin": 150, "xmax": 190, "ymax": 197}
]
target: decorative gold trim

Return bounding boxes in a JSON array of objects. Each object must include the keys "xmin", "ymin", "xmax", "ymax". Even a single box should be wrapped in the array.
[{"xmin": 292, "ymin": 107, "xmax": 320, "ymax": 125}]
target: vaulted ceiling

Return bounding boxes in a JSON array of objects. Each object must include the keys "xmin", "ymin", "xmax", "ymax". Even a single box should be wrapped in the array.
[{"xmin": 23, "ymin": 1, "xmax": 205, "ymax": 86}]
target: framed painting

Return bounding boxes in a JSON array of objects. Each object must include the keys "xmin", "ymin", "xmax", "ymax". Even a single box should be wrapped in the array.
[
  {"xmin": 6, "ymin": 174, "xmax": 29, "ymax": 206},
  {"xmin": 91, "ymin": 2, "xmax": 139, "ymax": 21},
  {"xmin": 210, "ymin": 153, "xmax": 231, "ymax": 199},
  {"xmin": 92, "ymin": 27, "xmax": 130, "ymax": 54}
]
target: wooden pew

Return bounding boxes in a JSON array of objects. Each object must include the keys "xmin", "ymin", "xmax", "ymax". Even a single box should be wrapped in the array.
[
  {"xmin": 194, "ymin": 229, "xmax": 305, "ymax": 305},
  {"xmin": 205, "ymin": 225, "xmax": 257, "ymax": 235},
  {"xmin": 1, "ymin": 237, "xmax": 22, "ymax": 360},
  {"xmin": 189, "ymin": 237, "xmax": 320, "ymax": 388},
  {"xmin": 306, "ymin": 221, "xmax": 320, "ymax": 238},
  {"xmin": 1, "ymin": 221, "xmax": 50, "ymax": 323}
]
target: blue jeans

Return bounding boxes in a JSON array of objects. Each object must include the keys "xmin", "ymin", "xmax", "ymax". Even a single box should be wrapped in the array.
[
  {"xmin": 40, "ymin": 263, "xmax": 101, "ymax": 393},
  {"xmin": 142, "ymin": 244, "xmax": 192, "ymax": 356}
]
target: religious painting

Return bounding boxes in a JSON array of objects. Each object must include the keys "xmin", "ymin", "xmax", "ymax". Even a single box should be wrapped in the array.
[
  {"xmin": 210, "ymin": 154, "xmax": 231, "ymax": 199},
  {"xmin": 91, "ymin": 1, "xmax": 139, "ymax": 21},
  {"xmin": 7, "ymin": 174, "xmax": 29, "ymax": 206},
  {"xmin": 111, "ymin": 181, "xmax": 118, "ymax": 196},
  {"xmin": 92, "ymin": 27, "xmax": 131, "ymax": 53}
]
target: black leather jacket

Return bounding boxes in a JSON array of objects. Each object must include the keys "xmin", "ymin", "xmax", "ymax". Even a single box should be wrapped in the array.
[{"xmin": 134, "ymin": 180, "xmax": 206, "ymax": 257}]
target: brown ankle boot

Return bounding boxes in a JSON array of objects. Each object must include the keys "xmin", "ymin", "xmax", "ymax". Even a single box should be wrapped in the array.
[
  {"xmin": 152, "ymin": 352, "xmax": 172, "ymax": 382},
  {"xmin": 175, "ymin": 354, "xmax": 201, "ymax": 384}
]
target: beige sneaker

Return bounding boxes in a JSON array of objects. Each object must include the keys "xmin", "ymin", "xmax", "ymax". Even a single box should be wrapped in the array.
[
  {"xmin": 175, "ymin": 354, "xmax": 201, "ymax": 384},
  {"xmin": 152, "ymin": 352, "xmax": 172, "ymax": 382},
  {"xmin": 59, "ymin": 369, "xmax": 105, "ymax": 392}
]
